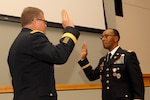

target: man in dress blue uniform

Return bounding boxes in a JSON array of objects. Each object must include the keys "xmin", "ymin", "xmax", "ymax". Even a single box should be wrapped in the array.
[
  {"xmin": 78, "ymin": 28, "xmax": 144, "ymax": 100},
  {"xmin": 7, "ymin": 7, "xmax": 80, "ymax": 100}
]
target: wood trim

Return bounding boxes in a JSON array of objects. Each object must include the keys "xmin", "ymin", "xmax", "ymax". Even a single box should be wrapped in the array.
[
  {"xmin": 143, "ymin": 74, "xmax": 150, "ymax": 87},
  {"xmin": 56, "ymin": 84, "xmax": 102, "ymax": 91},
  {"xmin": 0, "ymin": 86, "xmax": 13, "ymax": 93},
  {"xmin": 0, "ymin": 74, "xmax": 150, "ymax": 93}
]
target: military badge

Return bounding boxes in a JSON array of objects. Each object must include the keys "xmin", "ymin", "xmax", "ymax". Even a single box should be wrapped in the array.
[
  {"xmin": 114, "ymin": 54, "xmax": 125, "ymax": 64},
  {"xmin": 112, "ymin": 68, "xmax": 117, "ymax": 72},
  {"xmin": 112, "ymin": 68, "xmax": 117, "ymax": 77},
  {"xmin": 100, "ymin": 62, "xmax": 104, "ymax": 67},
  {"xmin": 99, "ymin": 62, "xmax": 104, "ymax": 71},
  {"xmin": 113, "ymin": 72, "xmax": 117, "ymax": 77},
  {"xmin": 112, "ymin": 67, "xmax": 121, "ymax": 79},
  {"xmin": 116, "ymin": 73, "xmax": 121, "ymax": 79}
]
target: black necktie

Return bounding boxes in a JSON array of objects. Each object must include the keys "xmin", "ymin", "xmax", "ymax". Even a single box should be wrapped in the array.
[{"xmin": 107, "ymin": 53, "xmax": 111, "ymax": 62}]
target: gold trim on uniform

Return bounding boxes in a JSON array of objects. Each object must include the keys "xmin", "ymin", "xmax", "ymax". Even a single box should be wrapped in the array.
[
  {"xmin": 82, "ymin": 63, "xmax": 90, "ymax": 69},
  {"xmin": 63, "ymin": 37, "xmax": 70, "ymax": 44},
  {"xmin": 106, "ymin": 68, "xmax": 109, "ymax": 71},
  {"xmin": 106, "ymin": 80, "xmax": 109, "ymax": 83},
  {"xmin": 30, "ymin": 30, "xmax": 44, "ymax": 34},
  {"xmin": 62, "ymin": 32, "xmax": 77, "ymax": 44},
  {"xmin": 106, "ymin": 86, "xmax": 110, "ymax": 90},
  {"xmin": 106, "ymin": 74, "xmax": 109, "ymax": 77},
  {"xmin": 127, "ymin": 50, "xmax": 133, "ymax": 52}
]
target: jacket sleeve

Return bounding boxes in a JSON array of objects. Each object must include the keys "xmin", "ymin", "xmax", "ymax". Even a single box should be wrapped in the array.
[
  {"xmin": 31, "ymin": 26, "xmax": 80, "ymax": 64},
  {"xmin": 78, "ymin": 58, "xmax": 100, "ymax": 81},
  {"xmin": 126, "ymin": 51, "xmax": 145, "ymax": 100}
]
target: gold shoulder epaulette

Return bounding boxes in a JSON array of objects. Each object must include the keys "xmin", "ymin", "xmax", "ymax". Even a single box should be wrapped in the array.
[
  {"xmin": 30, "ymin": 30, "xmax": 44, "ymax": 34},
  {"xmin": 127, "ymin": 50, "xmax": 134, "ymax": 52}
]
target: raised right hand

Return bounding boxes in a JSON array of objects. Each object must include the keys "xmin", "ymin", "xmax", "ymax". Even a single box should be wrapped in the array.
[
  {"xmin": 80, "ymin": 42, "xmax": 88, "ymax": 59},
  {"xmin": 61, "ymin": 9, "xmax": 74, "ymax": 28}
]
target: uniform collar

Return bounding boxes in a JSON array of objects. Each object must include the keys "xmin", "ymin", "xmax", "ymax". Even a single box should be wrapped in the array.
[{"xmin": 108, "ymin": 46, "xmax": 120, "ymax": 58}]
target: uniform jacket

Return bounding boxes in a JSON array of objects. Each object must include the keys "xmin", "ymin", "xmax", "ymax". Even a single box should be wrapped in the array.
[
  {"xmin": 8, "ymin": 27, "xmax": 80, "ymax": 100},
  {"xmin": 78, "ymin": 47, "xmax": 144, "ymax": 100}
]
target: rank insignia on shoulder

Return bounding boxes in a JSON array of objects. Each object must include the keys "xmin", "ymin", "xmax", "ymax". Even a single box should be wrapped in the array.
[
  {"xmin": 63, "ymin": 37, "xmax": 70, "ymax": 44},
  {"xmin": 61, "ymin": 32, "xmax": 77, "ymax": 44},
  {"xmin": 127, "ymin": 50, "xmax": 134, "ymax": 52},
  {"xmin": 30, "ymin": 30, "xmax": 44, "ymax": 34}
]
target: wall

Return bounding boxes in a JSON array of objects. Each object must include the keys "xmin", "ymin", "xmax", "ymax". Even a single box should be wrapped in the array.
[
  {"xmin": 0, "ymin": 20, "xmax": 106, "ymax": 85},
  {"xmin": 116, "ymin": 0, "xmax": 150, "ymax": 73}
]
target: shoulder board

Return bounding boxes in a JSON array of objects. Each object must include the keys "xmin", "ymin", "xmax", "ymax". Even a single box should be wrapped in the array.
[
  {"xmin": 127, "ymin": 50, "xmax": 134, "ymax": 52},
  {"xmin": 30, "ymin": 30, "xmax": 44, "ymax": 34}
]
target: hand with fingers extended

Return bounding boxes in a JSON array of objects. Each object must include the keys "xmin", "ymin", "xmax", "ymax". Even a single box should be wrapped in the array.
[
  {"xmin": 61, "ymin": 9, "xmax": 74, "ymax": 28},
  {"xmin": 80, "ymin": 42, "xmax": 88, "ymax": 59}
]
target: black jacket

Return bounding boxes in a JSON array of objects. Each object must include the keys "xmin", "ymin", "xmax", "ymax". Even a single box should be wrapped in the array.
[
  {"xmin": 78, "ymin": 47, "xmax": 144, "ymax": 100},
  {"xmin": 8, "ymin": 27, "xmax": 80, "ymax": 100}
]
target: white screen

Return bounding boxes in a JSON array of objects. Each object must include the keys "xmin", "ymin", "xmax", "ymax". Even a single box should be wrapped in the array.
[{"xmin": 0, "ymin": 0, "xmax": 106, "ymax": 30}]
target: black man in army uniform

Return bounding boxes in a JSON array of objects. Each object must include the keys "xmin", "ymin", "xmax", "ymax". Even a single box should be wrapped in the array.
[{"xmin": 78, "ymin": 28, "xmax": 144, "ymax": 100}]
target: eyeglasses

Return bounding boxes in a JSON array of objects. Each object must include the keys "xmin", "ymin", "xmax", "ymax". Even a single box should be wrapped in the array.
[
  {"xmin": 100, "ymin": 34, "xmax": 116, "ymax": 39},
  {"xmin": 36, "ymin": 18, "xmax": 48, "ymax": 25}
]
